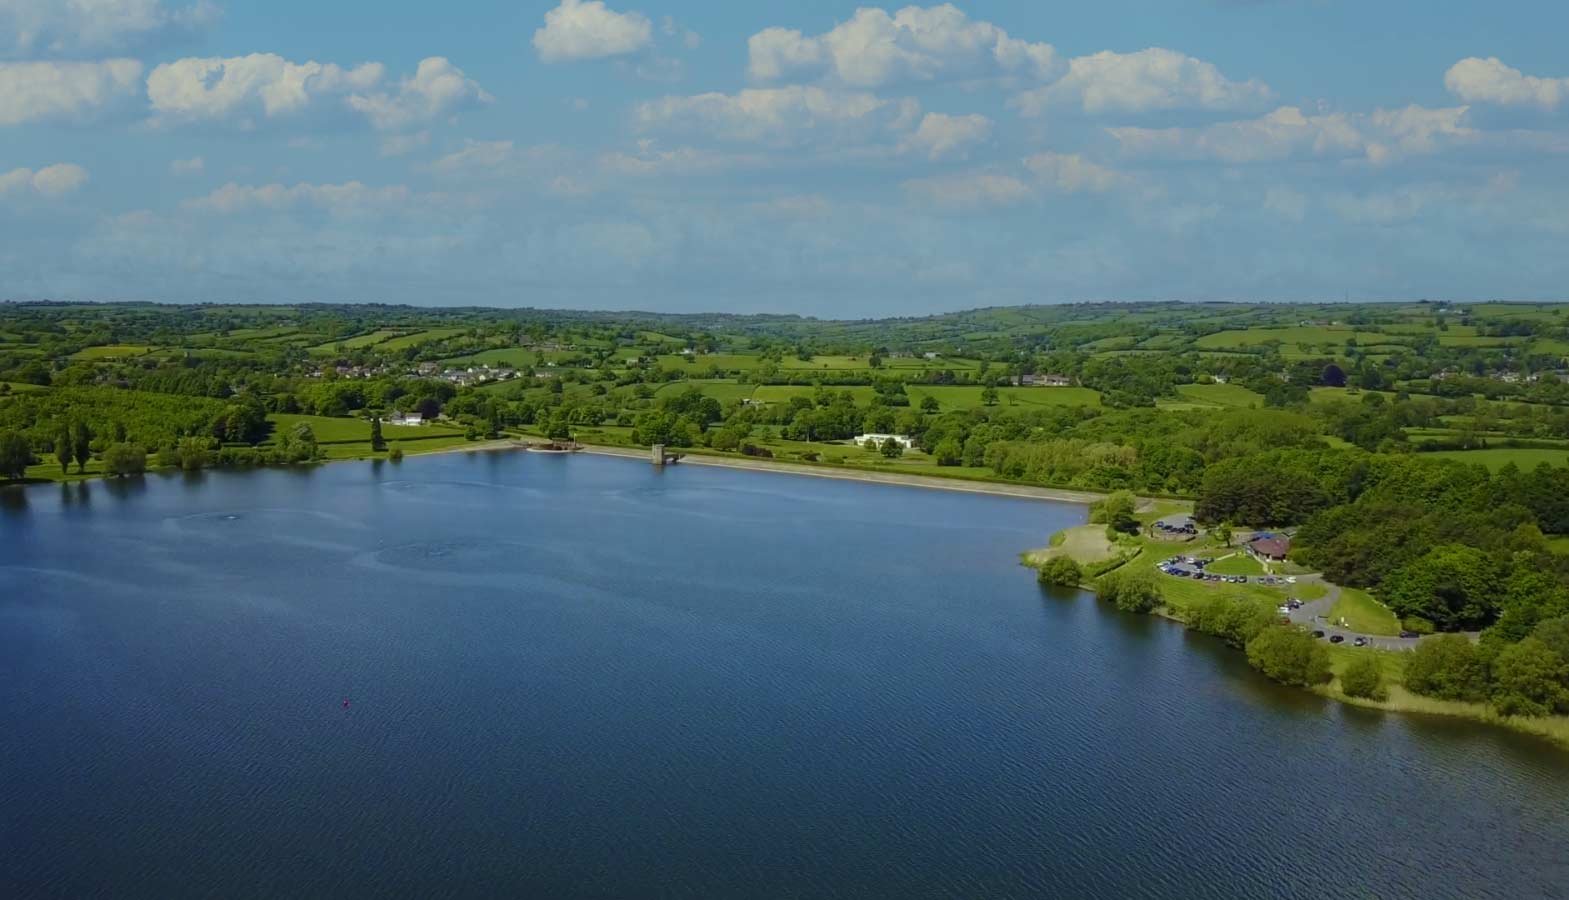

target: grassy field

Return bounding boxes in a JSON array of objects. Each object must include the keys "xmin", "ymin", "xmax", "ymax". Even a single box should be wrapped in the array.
[
  {"xmin": 1547, "ymin": 535, "xmax": 1569, "ymax": 555},
  {"xmin": 1194, "ymin": 327, "xmax": 1392, "ymax": 350},
  {"xmin": 307, "ymin": 329, "xmax": 405, "ymax": 354},
  {"xmin": 71, "ymin": 345, "xmax": 155, "ymax": 359},
  {"xmin": 1026, "ymin": 525, "xmax": 1118, "ymax": 566},
  {"xmin": 266, "ymin": 414, "xmax": 463, "ymax": 444},
  {"xmin": 1205, "ymin": 553, "xmax": 1265, "ymax": 576},
  {"xmin": 654, "ymin": 380, "xmax": 757, "ymax": 403},
  {"xmin": 1422, "ymin": 448, "xmax": 1569, "ymax": 471},
  {"xmin": 379, "ymin": 327, "xmax": 469, "ymax": 351},
  {"xmin": 750, "ymin": 385, "xmax": 879, "ymax": 405},
  {"xmin": 1173, "ymin": 383, "xmax": 1264, "ymax": 407},
  {"xmin": 1, "ymin": 381, "xmax": 50, "ymax": 392},
  {"xmin": 1328, "ymin": 587, "xmax": 1401, "ymax": 636},
  {"xmin": 654, "ymin": 354, "xmax": 762, "ymax": 371},
  {"xmin": 905, "ymin": 385, "xmax": 1102, "ymax": 410}
]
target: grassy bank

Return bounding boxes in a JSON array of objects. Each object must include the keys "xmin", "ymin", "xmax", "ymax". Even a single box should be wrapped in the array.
[{"xmin": 1033, "ymin": 514, "xmax": 1569, "ymax": 750}]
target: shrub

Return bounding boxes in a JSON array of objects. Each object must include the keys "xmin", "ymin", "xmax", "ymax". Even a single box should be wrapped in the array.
[
  {"xmin": 1404, "ymin": 635, "xmax": 1489, "ymax": 702},
  {"xmin": 1095, "ymin": 566, "xmax": 1161, "ymax": 613},
  {"xmin": 1402, "ymin": 616, "xmax": 1436, "ymax": 636},
  {"xmin": 1490, "ymin": 637, "xmax": 1569, "ymax": 717},
  {"xmin": 389, "ymin": 446, "xmax": 404, "ymax": 462},
  {"xmin": 1245, "ymin": 627, "xmax": 1333, "ymax": 687},
  {"xmin": 1340, "ymin": 655, "xmax": 1388, "ymax": 701},
  {"xmin": 1188, "ymin": 595, "xmax": 1277, "ymax": 649},
  {"xmin": 1038, "ymin": 556, "xmax": 1083, "ymax": 587}
]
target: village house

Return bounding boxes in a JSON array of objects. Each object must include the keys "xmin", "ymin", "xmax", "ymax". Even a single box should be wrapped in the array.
[
  {"xmin": 388, "ymin": 412, "xmax": 424, "ymax": 427},
  {"xmin": 1011, "ymin": 373, "xmax": 1073, "ymax": 387},
  {"xmin": 1246, "ymin": 534, "xmax": 1291, "ymax": 562},
  {"xmin": 854, "ymin": 433, "xmax": 916, "ymax": 450}
]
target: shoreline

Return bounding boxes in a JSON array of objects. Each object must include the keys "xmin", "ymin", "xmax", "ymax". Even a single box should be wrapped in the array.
[{"xmin": 573, "ymin": 443, "xmax": 1110, "ymax": 505}]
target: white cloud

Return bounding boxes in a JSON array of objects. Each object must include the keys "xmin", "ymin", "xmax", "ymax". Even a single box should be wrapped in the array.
[
  {"xmin": 184, "ymin": 180, "xmax": 415, "ymax": 217},
  {"xmin": 1011, "ymin": 47, "xmax": 1271, "ymax": 116},
  {"xmin": 899, "ymin": 112, "xmax": 991, "ymax": 160},
  {"xmin": 634, "ymin": 85, "xmax": 919, "ymax": 146},
  {"xmin": 0, "ymin": 0, "xmax": 218, "ymax": 58},
  {"xmin": 1022, "ymin": 152, "xmax": 1128, "ymax": 193},
  {"xmin": 147, "ymin": 53, "xmax": 382, "ymax": 123},
  {"xmin": 533, "ymin": 0, "xmax": 652, "ymax": 63},
  {"xmin": 424, "ymin": 139, "xmax": 516, "ymax": 176},
  {"xmin": 901, "ymin": 171, "xmax": 1032, "ymax": 210},
  {"xmin": 0, "ymin": 163, "xmax": 89, "ymax": 198},
  {"xmin": 170, "ymin": 155, "xmax": 204, "ymax": 174},
  {"xmin": 1445, "ymin": 57, "xmax": 1567, "ymax": 111},
  {"xmin": 600, "ymin": 142, "xmax": 762, "ymax": 177},
  {"xmin": 748, "ymin": 4, "xmax": 1058, "ymax": 88},
  {"xmin": 147, "ymin": 54, "xmax": 488, "ymax": 131},
  {"xmin": 0, "ymin": 59, "xmax": 142, "ymax": 125},
  {"xmin": 1263, "ymin": 186, "xmax": 1306, "ymax": 222},
  {"xmin": 345, "ymin": 57, "xmax": 492, "ymax": 130},
  {"xmin": 1109, "ymin": 104, "xmax": 1474, "ymax": 165},
  {"xmin": 378, "ymin": 130, "xmax": 430, "ymax": 158}
]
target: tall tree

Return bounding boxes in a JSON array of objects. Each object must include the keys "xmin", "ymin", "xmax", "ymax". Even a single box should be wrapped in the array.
[
  {"xmin": 370, "ymin": 416, "xmax": 386, "ymax": 452},
  {"xmin": 0, "ymin": 430, "xmax": 30, "ymax": 480},
  {"xmin": 55, "ymin": 427, "xmax": 72, "ymax": 474},
  {"xmin": 71, "ymin": 421, "xmax": 93, "ymax": 474}
]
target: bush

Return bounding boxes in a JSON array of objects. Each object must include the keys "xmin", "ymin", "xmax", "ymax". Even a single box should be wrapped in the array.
[
  {"xmin": 1095, "ymin": 566, "xmax": 1161, "ymax": 613},
  {"xmin": 1404, "ymin": 635, "xmax": 1489, "ymax": 702},
  {"xmin": 1089, "ymin": 490, "xmax": 1139, "ymax": 534},
  {"xmin": 1402, "ymin": 616, "xmax": 1436, "ymax": 636},
  {"xmin": 1340, "ymin": 655, "xmax": 1388, "ymax": 700},
  {"xmin": 388, "ymin": 446, "xmax": 404, "ymax": 462},
  {"xmin": 1245, "ymin": 627, "xmax": 1333, "ymax": 687},
  {"xmin": 1188, "ymin": 595, "xmax": 1277, "ymax": 649},
  {"xmin": 1490, "ymin": 637, "xmax": 1569, "ymax": 717},
  {"xmin": 1038, "ymin": 556, "xmax": 1083, "ymax": 587}
]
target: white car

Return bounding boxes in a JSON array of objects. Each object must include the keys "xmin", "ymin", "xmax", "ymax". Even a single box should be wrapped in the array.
[{"xmin": 1285, "ymin": 576, "xmax": 1297, "ymax": 584}]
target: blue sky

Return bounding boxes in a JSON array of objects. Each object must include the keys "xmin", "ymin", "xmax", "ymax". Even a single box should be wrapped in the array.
[{"xmin": 3, "ymin": 1, "xmax": 1568, "ymax": 315}]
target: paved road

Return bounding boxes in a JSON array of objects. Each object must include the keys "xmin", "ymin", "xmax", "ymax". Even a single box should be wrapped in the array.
[
  {"xmin": 1155, "ymin": 562, "xmax": 1423, "ymax": 651},
  {"xmin": 1283, "ymin": 576, "xmax": 1422, "ymax": 651}
]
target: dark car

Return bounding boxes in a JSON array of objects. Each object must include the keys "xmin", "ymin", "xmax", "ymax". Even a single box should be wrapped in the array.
[
  {"xmin": 1329, "ymin": 635, "xmax": 1345, "ymax": 644},
  {"xmin": 1399, "ymin": 630, "xmax": 1421, "ymax": 639},
  {"xmin": 1311, "ymin": 630, "xmax": 1325, "ymax": 638}
]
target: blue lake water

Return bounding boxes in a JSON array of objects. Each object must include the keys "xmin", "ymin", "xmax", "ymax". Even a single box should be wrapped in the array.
[{"xmin": 2, "ymin": 451, "xmax": 1567, "ymax": 899}]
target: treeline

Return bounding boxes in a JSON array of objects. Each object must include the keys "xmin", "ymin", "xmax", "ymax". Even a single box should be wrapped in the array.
[{"xmin": 1198, "ymin": 447, "xmax": 1569, "ymax": 636}]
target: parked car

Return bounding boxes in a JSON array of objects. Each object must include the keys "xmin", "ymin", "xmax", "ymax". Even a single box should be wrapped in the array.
[
  {"xmin": 1353, "ymin": 637, "xmax": 1368, "ymax": 647},
  {"xmin": 1311, "ymin": 630, "xmax": 1325, "ymax": 638},
  {"xmin": 1329, "ymin": 635, "xmax": 1345, "ymax": 644},
  {"xmin": 1399, "ymin": 630, "xmax": 1421, "ymax": 639}
]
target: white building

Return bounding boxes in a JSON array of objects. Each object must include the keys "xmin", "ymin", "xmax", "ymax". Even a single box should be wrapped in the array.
[
  {"xmin": 389, "ymin": 413, "xmax": 424, "ymax": 426},
  {"xmin": 854, "ymin": 433, "xmax": 916, "ymax": 449}
]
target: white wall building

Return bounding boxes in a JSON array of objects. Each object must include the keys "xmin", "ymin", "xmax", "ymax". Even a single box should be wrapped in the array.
[{"xmin": 854, "ymin": 433, "xmax": 916, "ymax": 449}]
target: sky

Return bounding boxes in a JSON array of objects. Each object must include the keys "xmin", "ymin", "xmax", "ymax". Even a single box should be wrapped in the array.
[{"xmin": 3, "ymin": 0, "xmax": 1569, "ymax": 316}]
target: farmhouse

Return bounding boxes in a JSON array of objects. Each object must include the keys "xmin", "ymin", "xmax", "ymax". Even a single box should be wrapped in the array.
[
  {"xmin": 388, "ymin": 413, "xmax": 424, "ymax": 426},
  {"xmin": 854, "ymin": 433, "xmax": 916, "ymax": 449},
  {"xmin": 1246, "ymin": 534, "xmax": 1291, "ymax": 561},
  {"xmin": 1011, "ymin": 373, "xmax": 1073, "ymax": 387}
]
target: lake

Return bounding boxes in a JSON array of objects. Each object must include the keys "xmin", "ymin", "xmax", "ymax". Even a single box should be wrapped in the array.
[{"xmin": 2, "ymin": 451, "xmax": 1567, "ymax": 899}]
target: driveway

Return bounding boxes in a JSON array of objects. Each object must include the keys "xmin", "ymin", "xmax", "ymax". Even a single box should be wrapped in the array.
[{"xmin": 1154, "ymin": 562, "xmax": 1424, "ymax": 651}]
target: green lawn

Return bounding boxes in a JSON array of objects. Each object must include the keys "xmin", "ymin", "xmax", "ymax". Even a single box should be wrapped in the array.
[
  {"xmin": 1328, "ymin": 587, "xmax": 1401, "ymax": 636},
  {"xmin": 905, "ymin": 385, "xmax": 1102, "ymax": 410},
  {"xmin": 1422, "ymin": 448, "xmax": 1569, "ymax": 471},
  {"xmin": 1308, "ymin": 387, "xmax": 1395, "ymax": 404},
  {"xmin": 378, "ymin": 327, "xmax": 469, "ymax": 351},
  {"xmin": 306, "ymin": 329, "xmax": 404, "ymax": 354},
  {"xmin": 1206, "ymin": 553, "xmax": 1265, "ymax": 576},
  {"xmin": 750, "ymin": 385, "xmax": 879, "ymax": 405},
  {"xmin": 654, "ymin": 354, "xmax": 762, "ymax": 371},
  {"xmin": 267, "ymin": 414, "xmax": 462, "ymax": 444},
  {"xmin": 1173, "ymin": 383, "xmax": 1264, "ymax": 407},
  {"xmin": 1, "ymin": 381, "xmax": 50, "ymax": 392},
  {"xmin": 71, "ymin": 344, "xmax": 155, "ymax": 360},
  {"xmin": 1547, "ymin": 535, "xmax": 1569, "ymax": 556},
  {"xmin": 1194, "ymin": 327, "xmax": 1392, "ymax": 350},
  {"xmin": 654, "ymin": 380, "xmax": 757, "ymax": 403}
]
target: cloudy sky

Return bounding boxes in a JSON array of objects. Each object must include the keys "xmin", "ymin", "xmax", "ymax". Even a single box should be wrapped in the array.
[{"xmin": 3, "ymin": 0, "xmax": 1568, "ymax": 315}]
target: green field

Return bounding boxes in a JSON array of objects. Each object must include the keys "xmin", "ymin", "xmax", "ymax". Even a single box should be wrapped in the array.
[
  {"xmin": 654, "ymin": 354, "xmax": 762, "ymax": 371},
  {"xmin": 1205, "ymin": 553, "xmax": 1265, "ymax": 576},
  {"xmin": 1328, "ymin": 588, "xmax": 1402, "ymax": 636},
  {"xmin": 1422, "ymin": 448, "xmax": 1569, "ymax": 471},
  {"xmin": 1173, "ymin": 383, "xmax": 1264, "ymax": 407},
  {"xmin": 750, "ymin": 385, "xmax": 879, "ymax": 405},
  {"xmin": 654, "ymin": 380, "xmax": 757, "ymax": 403},
  {"xmin": 307, "ymin": 330, "xmax": 406, "ymax": 354},
  {"xmin": 71, "ymin": 345, "xmax": 155, "ymax": 360},
  {"xmin": 379, "ymin": 327, "xmax": 469, "ymax": 351},
  {"xmin": 1547, "ymin": 535, "xmax": 1569, "ymax": 555},
  {"xmin": 1194, "ymin": 327, "xmax": 1392, "ymax": 350},
  {"xmin": 266, "ymin": 414, "xmax": 462, "ymax": 444},
  {"xmin": 905, "ymin": 385, "xmax": 1102, "ymax": 410}
]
